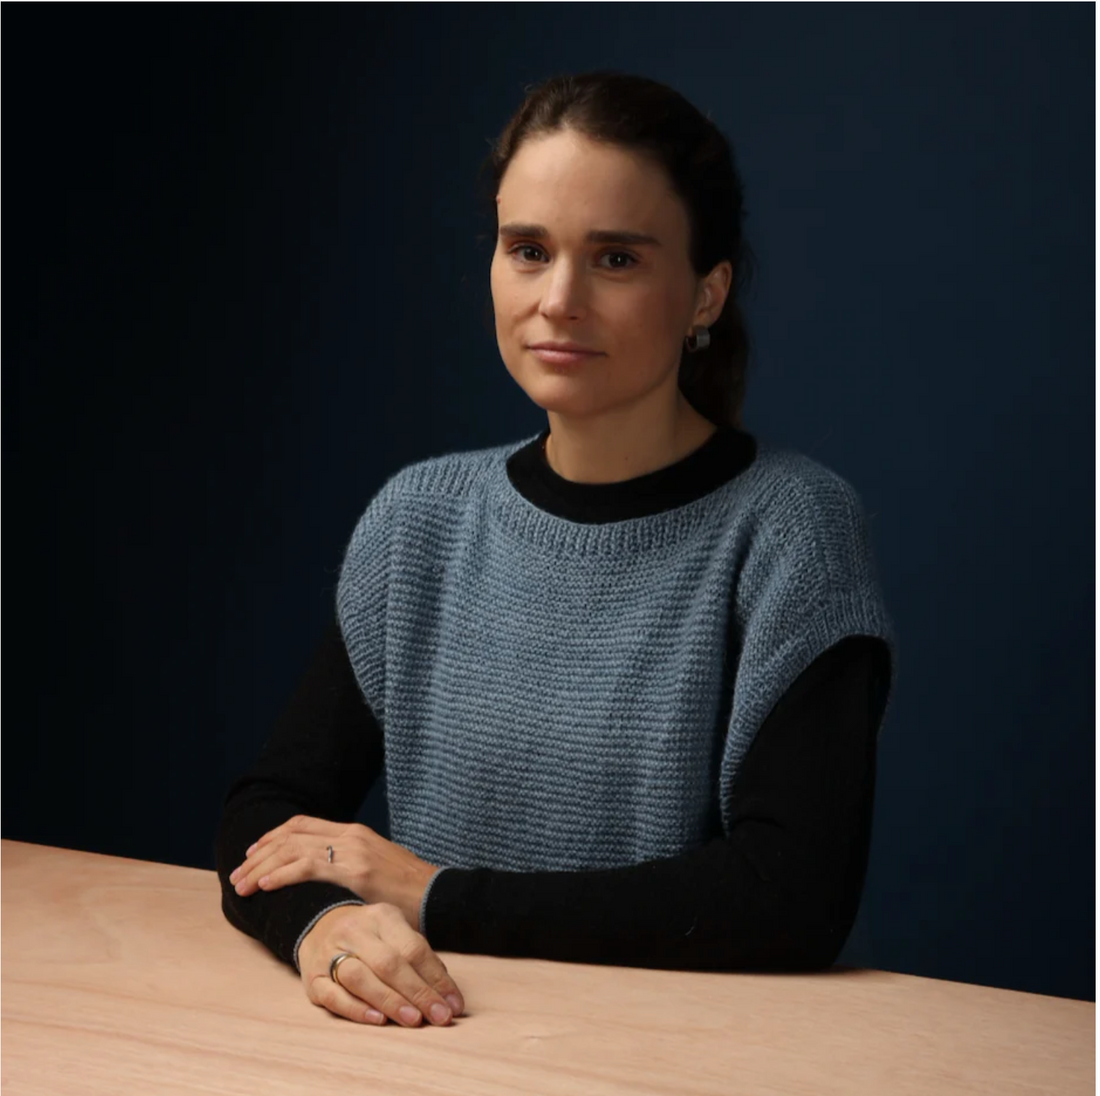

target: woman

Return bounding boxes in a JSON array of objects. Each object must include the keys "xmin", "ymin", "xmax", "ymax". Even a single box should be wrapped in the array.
[{"xmin": 216, "ymin": 70, "xmax": 897, "ymax": 1029}]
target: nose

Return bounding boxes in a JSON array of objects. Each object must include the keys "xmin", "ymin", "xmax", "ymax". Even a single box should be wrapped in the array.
[{"xmin": 538, "ymin": 257, "xmax": 588, "ymax": 321}]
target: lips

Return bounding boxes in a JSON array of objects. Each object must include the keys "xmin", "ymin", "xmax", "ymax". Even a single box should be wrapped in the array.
[
  {"xmin": 528, "ymin": 346, "xmax": 600, "ymax": 366},
  {"xmin": 528, "ymin": 342, "xmax": 600, "ymax": 353}
]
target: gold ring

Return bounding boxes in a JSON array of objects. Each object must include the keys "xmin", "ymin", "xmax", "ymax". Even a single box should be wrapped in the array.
[{"xmin": 329, "ymin": 951, "xmax": 358, "ymax": 987}]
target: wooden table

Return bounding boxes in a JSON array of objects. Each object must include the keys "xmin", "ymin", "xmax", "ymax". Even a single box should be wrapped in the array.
[{"xmin": 1, "ymin": 839, "xmax": 1092, "ymax": 1094}]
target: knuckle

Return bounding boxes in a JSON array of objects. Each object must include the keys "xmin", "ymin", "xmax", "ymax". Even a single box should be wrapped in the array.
[
  {"xmin": 304, "ymin": 974, "xmax": 329, "ymax": 1005},
  {"xmin": 399, "ymin": 937, "xmax": 430, "ymax": 966},
  {"xmin": 307, "ymin": 971, "xmax": 369, "ymax": 1024},
  {"xmin": 410, "ymin": 984, "xmax": 442, "ymax": 1014},
  {"xmin": 372, "ymin": 949, "xmax": 402, "ymax": 980},
  {"xmin": 322, "ymin": 994, "xmax": 357, "ymax": 1022},
  {"xmin": 378, "ymin": 987, "xmax": 411, "ymax": 1019}
]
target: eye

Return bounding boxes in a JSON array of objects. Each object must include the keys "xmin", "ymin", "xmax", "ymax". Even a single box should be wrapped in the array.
[
  {"xmin": 506, "ymin": 244, "xmax": 638, "ymax": 270},
  {"xmin": 599, "ymin": 250, "xmax": 638, "ymax": 270},
  {"xmin": 507, "ymin": 243, "xmax": 547, "ymax": 264}
]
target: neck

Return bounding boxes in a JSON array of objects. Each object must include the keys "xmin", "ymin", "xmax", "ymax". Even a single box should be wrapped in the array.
[{"xmin": 544, "ymin": 397, "xmax": 718, "ymax": 484}]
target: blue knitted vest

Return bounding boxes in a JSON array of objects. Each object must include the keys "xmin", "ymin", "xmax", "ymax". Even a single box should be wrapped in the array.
[{"xmin": 336, "ymin": 431, "xmax": 898, "ymax": 874}]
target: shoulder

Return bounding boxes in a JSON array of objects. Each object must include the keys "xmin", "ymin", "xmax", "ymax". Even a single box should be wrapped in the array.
[
  {"xmin": 343, "ymin": 433, "xmax": 530, "ymax": 546},
  {"xmin": 746, "ymin": 444, "xmax": 869, "ymax": 529},
  {"xmin": 735, "ymin": 443, "xmax": 882, "ymax": 593},
  {"xmin": 384, "ymin": 435, "xmax": 524, "ymax": 502}
]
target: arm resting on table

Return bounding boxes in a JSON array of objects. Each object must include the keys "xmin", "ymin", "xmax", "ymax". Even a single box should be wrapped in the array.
[
  {"xmin": 422, "ymin": 636, "xmax": 891, "ymax": 972},
  {"xmin": 214, "ymin": 620, "xmax": 380, "ymax": 971}
]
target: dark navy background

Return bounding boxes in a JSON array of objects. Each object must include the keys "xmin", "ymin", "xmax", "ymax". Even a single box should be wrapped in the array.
[{"xmin": 6, "ymin": 4, "xmax": 1093, "ymax": 1001}]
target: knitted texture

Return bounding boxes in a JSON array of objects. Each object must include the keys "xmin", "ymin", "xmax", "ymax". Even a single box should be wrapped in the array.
[{"xmin": 337, "ymin": 432, "xmax": 898, "ymax": 873}]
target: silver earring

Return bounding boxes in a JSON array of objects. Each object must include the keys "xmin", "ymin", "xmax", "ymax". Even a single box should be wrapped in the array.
[{"xmin": 684, "ymin": 325, "xmax": 710, "ymax": 353}]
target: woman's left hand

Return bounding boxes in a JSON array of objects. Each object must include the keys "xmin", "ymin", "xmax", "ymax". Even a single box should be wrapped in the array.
[{"xmin": 228, "ymin": 816, "xmax": 441, "ymax": 931}]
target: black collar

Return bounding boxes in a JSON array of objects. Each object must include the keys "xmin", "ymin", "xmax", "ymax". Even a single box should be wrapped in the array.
[{"xmin": 505, "ymin": 424, "xmax": 758, "ymax": 523}]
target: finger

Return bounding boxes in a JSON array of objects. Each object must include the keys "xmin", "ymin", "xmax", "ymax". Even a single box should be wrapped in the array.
[
  {"xmin": 375, "ymin": 905, "xmax": 465, "ymax": 1015},
  {"xmin": 235, "ymin": 835, "xmax": 332, "ymax": 893},
  {"xmin": 245, "ymin": 818, "xmax": 309, "ymax": 856},
  {"xmin": 255, "ymin": 856, "xmax": 328, "ymax": 893},
  {"xmin": 235, "ymin": 843, "xmax": 320, "ymax": 895},
  {"xmin": 245, "ymin": 816, "xmax": 333, "ymax": 857},
  {"xmin": 306, "ymin": 973, "xmax": 388, "ymax": 1026},
  {"xmin": 365, "ymin": 923, "xmax": 464, "ymax": 1025},
  {"xmin": 334, "ymin": 953, "xmax": 435, "ymax": 1028},
  {"xmin": 247, "ymin": 815, "xmax": 342, "ymax": 856},
  {"xmin": 232, "ymin": 846, "xmax": 293, "ymax": 894}
]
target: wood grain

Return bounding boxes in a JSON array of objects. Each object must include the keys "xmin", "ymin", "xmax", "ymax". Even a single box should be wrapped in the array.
[{"xmin": 1, "ymin": 840, "xmax": 1092, "ymax": 1094}]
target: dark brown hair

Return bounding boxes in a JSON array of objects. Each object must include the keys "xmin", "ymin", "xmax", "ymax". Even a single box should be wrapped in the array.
[{"xmin": 479, "ymin": 70, "xmax": 757, "ymax": 430}]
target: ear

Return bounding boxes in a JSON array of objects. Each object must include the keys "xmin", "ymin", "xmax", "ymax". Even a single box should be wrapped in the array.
[{"xmin": 692, "ymin": 260, "xmax": 734, "ymax": 328}]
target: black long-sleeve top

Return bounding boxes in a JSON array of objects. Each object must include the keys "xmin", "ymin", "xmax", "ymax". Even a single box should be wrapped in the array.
[{"xmin": 216, "ymin": 425, "xmax": 892, "ymax": 973}]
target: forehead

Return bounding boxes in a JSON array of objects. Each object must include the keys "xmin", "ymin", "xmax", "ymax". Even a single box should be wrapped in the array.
[{"xmin": 496, "ymin": 129, "xmax": 683, "ymax": 235}]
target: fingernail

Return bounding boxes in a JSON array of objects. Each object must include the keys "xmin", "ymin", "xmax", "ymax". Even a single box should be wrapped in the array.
[
  {"xmin": 229, "ymin": 869, "xmax": 238, "ymax": 883},
  {"xmin": 430, "ymin": 1002, "xmax": 451, "ymax": 1024},
  {"xmin": 399, "ymin": 1006, "xmax": 421, "ymax": 1025},
  {"xmin": 445, "ymin": 994, "xmax": 463, "ymax": 1015},
  {"xmin": 365, "ymin": 1008, "xmax": 385, "ymax": 1024},
  {"xmin": 246, "ymin": 843, "xmax": 257, "ymax": 855}
]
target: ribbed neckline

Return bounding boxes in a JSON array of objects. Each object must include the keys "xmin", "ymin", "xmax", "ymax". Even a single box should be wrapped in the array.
[{"xmin": 490, "ymin": 423, "xmax": 762, "ymax": 557}]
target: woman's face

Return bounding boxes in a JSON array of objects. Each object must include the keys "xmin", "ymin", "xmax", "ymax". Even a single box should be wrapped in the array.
[{"xmin": 491, "ymin": 128, "xmax": 722, "ymax": 423}]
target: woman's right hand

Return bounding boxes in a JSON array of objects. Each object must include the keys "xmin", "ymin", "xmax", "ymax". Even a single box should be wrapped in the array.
[{"xmin": 297, "ymin": 903, "xmax": 466, "ymax": 1027}]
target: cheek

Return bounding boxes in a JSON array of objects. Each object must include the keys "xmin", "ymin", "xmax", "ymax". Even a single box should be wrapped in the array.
[
  {"xmin": 490, "ymin": 262, "xmax": 521, "ymax": 334},
  {"xmin": 490, "ymin": 264, "xmax": 525, "ymax": 379},
  {"xmin": 610, "ymin": 284, "xmax": 684, "ymax": 350},
  {"xmin": 629, "ymin": 281, "xmax": 677, "ymax": 334}
]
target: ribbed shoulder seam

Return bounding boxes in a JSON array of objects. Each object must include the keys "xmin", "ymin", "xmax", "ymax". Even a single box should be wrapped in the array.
[
  {"xmin": 743, "ymin": 446, "xmax": 878, "ymax": 595},
  {"xmin": 385, "ymin": 438, "xmax": 527, "ymax": 502}
]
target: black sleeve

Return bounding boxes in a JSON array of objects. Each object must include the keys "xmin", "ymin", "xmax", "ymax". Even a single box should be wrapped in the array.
[
  {"xmin": 214, "ymin": 619, "xmax": 382, "ymax": 971},
  {"xmin": 217, "ymin": 621, "xmax": 892, "ymax": 974},
  {"xmin": 422, "ymin": 634, "xmax": 892, "ymax": 972}
]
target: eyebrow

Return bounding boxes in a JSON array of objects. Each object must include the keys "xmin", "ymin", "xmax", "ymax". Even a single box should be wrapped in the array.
[{"xmin": 497, "ymin": 222, "xmax": 662, "ymax": 248}]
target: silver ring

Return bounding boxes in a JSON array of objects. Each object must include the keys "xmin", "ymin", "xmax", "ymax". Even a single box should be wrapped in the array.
[
  {"xmin": 327, "ymin": 844, "xmax": 334, "ymax": 864},
  {"xmin": 329, "ymin": 951, "xmax": 358, "ymax": 987}
]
